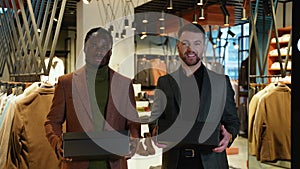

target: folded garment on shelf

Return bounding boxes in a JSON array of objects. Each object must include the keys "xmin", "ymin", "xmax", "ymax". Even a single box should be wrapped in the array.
[
  {"xmin": 269, "ymin": 47, "xmax": 292, "ymax": 56},
  {"xmin": 270, "ymin": 61, "xmax": 291, "ymax": 70},
  {"xmin": 271, "ymin": 34, "xmax": 291, "ymax": 43}
]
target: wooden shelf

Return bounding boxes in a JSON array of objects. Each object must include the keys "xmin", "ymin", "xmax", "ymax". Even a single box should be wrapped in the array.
[
  {"xmin": 267, "ymin": 26, "xmax": 292, "ymax": 83},
  {"xmin": 269, "ymin": 54, "xmax": 292, "ymax": 57},
  {"xmin": 269, "ymin": 68, "xmax": 291, "ymax": 71},
  {"xmin": 270, "ymin": 41, "xmax": 289, "ymax": 45}
]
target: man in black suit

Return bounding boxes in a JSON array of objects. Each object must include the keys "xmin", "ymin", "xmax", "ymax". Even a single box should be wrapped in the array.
[{"xmin": 149, "ymin": 23, "xmax": 240, "ymax": 169}]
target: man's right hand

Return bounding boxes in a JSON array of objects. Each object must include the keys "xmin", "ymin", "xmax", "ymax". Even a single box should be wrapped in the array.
[{"xmin": 57, "ymin": 140, "xmax": 72, "ymax": 162}]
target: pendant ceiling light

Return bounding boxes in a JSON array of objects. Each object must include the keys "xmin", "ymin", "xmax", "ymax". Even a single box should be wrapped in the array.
[
  {"xmin": 228, "ymin": 29, "xmax": 236, "ymax": 38},
  {"xmin": 241, "ymin": 7, "xmax": 247, "ymax": 20},
  {"xmin": 159, "ymin": 11, "xmax": 165, "ymax": 21},
  {"xmin": 83, "ymin": 0, "xmax": 92, "ymax": 4},
  {"xmin": 197, "ymin": 0, "xmax": 204, "ymax": 6},
  {"xmin": 199, "ymin": 7, "xmax": 205, "ymax": 20},
  {"xmin": 220, "ymin": 3, "xmax": 229, "ymax": 26},
  {"xmin": 167, "ymin": 0, "xmax": 173, "ymax": 9},
  {"xmin": 224, "ymin": 15, "xmax": 229, "ymax": 26},
  {"xmin": 192, "ymin": 13, "xmax": 198, "ymax": 24},
  {"xmin": 131, "ymin": 22, "xmax": 136, "ymax": 31},
  {"xmin": 115, "ymin": 32, "xmax": 120, "ymax": 40},
  {"xmin": 217, "ymin": 27, "xmax": 222, "ymax": 41},
  {"xmin": 124, "ymin": 18, "xmax": 129, "ymax": 28}
]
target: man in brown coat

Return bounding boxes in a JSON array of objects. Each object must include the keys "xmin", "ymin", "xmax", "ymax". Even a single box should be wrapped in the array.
[{"xmin": 44, "ymin": 27, "xmax": 141, "ymax": 169}]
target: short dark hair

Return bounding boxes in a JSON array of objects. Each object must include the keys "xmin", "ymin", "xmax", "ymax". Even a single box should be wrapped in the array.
[
  {"xmin": 84, "ymin": 27, "xmax": 113, "ymax": 45},
  {"xmin": 177, "ymin": 23, "xmax": 206, "ymax": 39}
]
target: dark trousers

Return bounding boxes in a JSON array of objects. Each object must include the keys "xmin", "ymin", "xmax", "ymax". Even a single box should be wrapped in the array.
[{"xmin": 176, "ymin": 147, "xmax": 204, "ymax": 169}]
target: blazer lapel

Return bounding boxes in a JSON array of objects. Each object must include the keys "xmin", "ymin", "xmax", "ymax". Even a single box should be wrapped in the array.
[
  {"xmin": 198, "ymin": 68, "xmax": 211, "ymax": 121},
  {"xmin": 169, "ymin": 68, "xmax": 181, "ymax": 108},
  {"xmin": 73, "ymin": 66, "xmax": 93, "ymax": 120}
]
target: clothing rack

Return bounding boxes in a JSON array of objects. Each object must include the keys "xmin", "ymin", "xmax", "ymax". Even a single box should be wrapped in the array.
[
  {"xmin": 249, "ymin": 74, "xmax": 283, "ymax": 78},
  {"xmin": 0, "ymin": 81, "xmax": 32, "ymax": 95},
  {"xmin": 250, "ymin": 74, "xmax": 291, "ymax": 85},
  {"xmin": 249, "ymin": 74, "xmax": 286, "ymax": 84}
]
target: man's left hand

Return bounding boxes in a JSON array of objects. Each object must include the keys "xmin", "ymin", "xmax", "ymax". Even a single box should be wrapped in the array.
[{"xmin": 212, "ymin": 125, "xmax": 232, "ymax": 153}]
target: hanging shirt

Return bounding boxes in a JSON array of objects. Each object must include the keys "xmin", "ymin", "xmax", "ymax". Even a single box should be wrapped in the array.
[{"xmin": 40, "ymin": 56, "xmax": 65, "ymax": 85}]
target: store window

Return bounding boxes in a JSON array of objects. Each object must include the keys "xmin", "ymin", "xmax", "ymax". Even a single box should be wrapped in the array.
[{"xmin": 205, "ymin": 23, "xmax": 249, "ymax": 80}]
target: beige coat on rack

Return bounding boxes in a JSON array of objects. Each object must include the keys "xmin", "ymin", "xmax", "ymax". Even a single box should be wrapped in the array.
[{"xmin": 249, "ymin": 83, "xmax": 291, "ymax": 162}]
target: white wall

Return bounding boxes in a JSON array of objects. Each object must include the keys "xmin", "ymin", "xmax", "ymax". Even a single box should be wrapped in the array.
[{"xmin": 76, "ymin": 0, "xmax": 149, "ymax": 78}]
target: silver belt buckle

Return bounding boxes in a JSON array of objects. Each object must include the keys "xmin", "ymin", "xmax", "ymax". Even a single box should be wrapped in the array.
[{"xmin": 184, "ymin": 149, "xmax": 195, "ymax": 158}]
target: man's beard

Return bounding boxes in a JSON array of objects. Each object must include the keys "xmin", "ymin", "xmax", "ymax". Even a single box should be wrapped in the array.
[{"xmin": 183, "ymin": 55, "xmax": 201, "ymax": 66}]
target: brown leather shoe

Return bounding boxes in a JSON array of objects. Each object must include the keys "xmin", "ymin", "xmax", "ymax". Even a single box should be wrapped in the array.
[
  {"xmin": 136, "ymin": 140, "xmax": 149, "ymax": 156},
  {"xmin": 144, "ymin": 132, "xmax": 156, "ymax": 155}
]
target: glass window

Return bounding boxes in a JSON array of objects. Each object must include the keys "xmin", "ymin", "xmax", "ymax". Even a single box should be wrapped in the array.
[{"xmin": 204, "ymin": 23, "xmax": 249, "ymax": 80}]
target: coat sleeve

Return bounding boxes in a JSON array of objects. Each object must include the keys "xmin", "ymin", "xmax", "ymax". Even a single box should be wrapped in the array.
[
  {"xmin": 44, "ymin": 76, "xmax": 67, "ymax": 159},
  {"xmin": 5, "ymin": 101, "xmax": 21, "ymax": 169},
  {"xmin": 221, "ymin": 75, "xmax": 240, "ymax": 147}
]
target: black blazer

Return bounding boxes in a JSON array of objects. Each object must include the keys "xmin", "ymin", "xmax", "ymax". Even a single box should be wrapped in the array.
[{"xmin": 150, "ymin": 65, "xmax": 240, "ymax": 169}]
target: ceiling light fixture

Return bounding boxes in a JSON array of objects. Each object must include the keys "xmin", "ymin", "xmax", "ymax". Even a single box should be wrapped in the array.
[
  {"xmin": 159, "ymin": 11, "xmax": 165, "ymax": 21},
  {"xmin": 131, "ymin": 22, "xmax": 136, "ymax": 31},
  {"xmin": 197, "ymin": 0, "xmax": 204, "ymax": 6},
  {"xmin": 83, "ymin": 0, "xmax": 92, "ymax": 4},
  {"xmin": 167, "ymin": 0, "xmax": 173, "ymax": 9},
  {"xmin": 233, "ymin": 42, "xmax": 239, "ymax": 49},
  {"xmin": 241, "ymin": 7, "xmax": 247, "ymax": 20},
  {"xmin": 115, "ymin": 32, "xmax": 120, "ymax": 40},
  {"xmin": 220, "ymin": 4, "xmax": 229, "ymax": 26},
  {"xmin": 121, "ymin": 29, "xmax": 126, "ymax": 38},
  {"xmin": 228, "ymin": 28, "xmax": 236, "ymax": 38},
  {"xmin": 142, "ymin": 19, "xmax": 148, "ymax": 24},
  {"xmin": 109, "ymin": 25, "xmax": 114, "ymax": 33},
  {"xmin": 224, "ymin": 15, "xmax": 229, "ymax": 26},
  {"xmin": 192, "ymin": 13, "xmax": 198, "ymax": 24},
  {"xmin": 160, "ymin": 19, "xmax": 165, "ymax": 30},
  {"xmin": 199, "ymin": 7, "xmax": 205, "ymax": 20},
  {"xmin": 142, "ymin": 13, "xmax": 148, "ymax": 23},
  {"xmin": 213, "ymin": 43, "xmax": 217, "ymax": 48},
  {"xmin": 124, "ymin": 18, "xmax": 129, "ymax": 28},
  {"xmin": 217, "ymin": 27, "xmax": 222, "ymax": 41},
  {"xmin": 140, "ymin": 33, "xmax": 147, "ymax": 40}
]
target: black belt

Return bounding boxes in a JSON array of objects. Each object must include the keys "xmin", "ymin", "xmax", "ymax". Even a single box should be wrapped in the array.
[
  {"xmin": 179, "ymin": 148, "xmax": 201, "ymax": 158},
  {"xmin": 177, "ymin": 147, "xmax": 204, "ymax": 169}
]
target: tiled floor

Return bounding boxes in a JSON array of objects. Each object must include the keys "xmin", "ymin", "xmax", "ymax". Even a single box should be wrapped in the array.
[
  {"xmin": 228, "ymin": 136, "xmax": 248, "ymax": 169},
  {"xmin": 128, "ymin": 124, "xmax": 291, "ymax": 169},
  {"xmin": 228, "ymin": 136, "xmax": 291, "ymax": 169}
]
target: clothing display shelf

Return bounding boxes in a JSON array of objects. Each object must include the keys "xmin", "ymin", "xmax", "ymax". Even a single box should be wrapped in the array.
[
  {"xmin": 134, "ymin": 54, "xmax": 180, "ymax": 91},
  {"xmin": 267, "ymin": 26, "xmax": 292, "ymax": 84}
]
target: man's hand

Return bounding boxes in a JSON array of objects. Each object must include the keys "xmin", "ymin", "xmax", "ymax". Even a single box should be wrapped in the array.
[
  {"xmin": 213, "ymin": 125, "xmax": 232, "ymax": 153},
  {"xmin": 56, "ymin": 139, "xmax": 72, "ymax": 162}
]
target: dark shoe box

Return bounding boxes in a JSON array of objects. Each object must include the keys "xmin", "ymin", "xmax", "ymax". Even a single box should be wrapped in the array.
[
  {"xmin": 157, "ymin": 120, "xmax": 220, "ymax": 149},
  {"xmin": 62, "ymin": 130, "xmax": 130, "ymax": 161}
]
